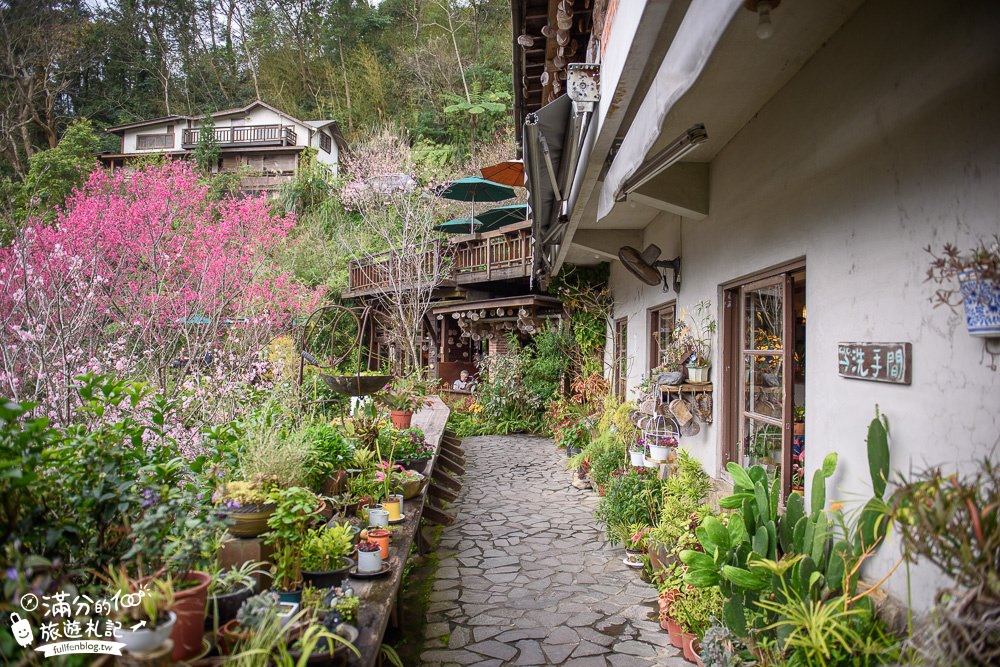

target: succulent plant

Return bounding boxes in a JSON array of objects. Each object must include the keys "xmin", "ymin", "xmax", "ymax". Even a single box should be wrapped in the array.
[{"xmin": 236, "ymin": 591, "xmax": 280, "ymax": 630}]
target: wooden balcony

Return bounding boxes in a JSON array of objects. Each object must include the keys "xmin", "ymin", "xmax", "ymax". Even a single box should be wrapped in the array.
[
  {"xmin": 345, "ymin": 226, "xmax": 533, "ymax": 298},
  {"xmin": 181, "ymin": 125, "xmax": 297, "ymax": 148}
]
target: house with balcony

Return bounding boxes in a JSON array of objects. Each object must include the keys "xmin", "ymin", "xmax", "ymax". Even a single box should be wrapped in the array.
[
  {"xmin": 514, "ymin": 0, "xmax": 999, "ymax": 614},
  {"xmin": 343, "ymin": 219, "xmax": 565, "ymax": 386},
  {"xmin": 99, "ymin": 100, "xmax": 347, "ymax": 191}
]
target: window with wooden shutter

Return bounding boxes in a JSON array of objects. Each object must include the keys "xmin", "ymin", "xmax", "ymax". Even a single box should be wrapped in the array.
[{"xmin": 136, "ymin": 133, "xmax": 174, "ymax": 149}]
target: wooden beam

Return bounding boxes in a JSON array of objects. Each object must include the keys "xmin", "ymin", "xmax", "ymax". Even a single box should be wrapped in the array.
[
  {"xmin": 428, "ymin": 484, "xmax": 459, "ymax": 503},
  {"xmin": 422, "ymin": 504, "xmax": 455, "ymax": 526},
  {"xmin": 431, "ymin": 468, "xmax": 463, "ymax": 492},
  {"xmin": 436, "ymin": 455, "xmax": 465, "ymax": 476}
]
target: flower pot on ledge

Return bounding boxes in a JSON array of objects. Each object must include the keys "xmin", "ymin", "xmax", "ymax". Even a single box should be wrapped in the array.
[
  {"xmin": 390, "ymin": 410, "xmax": 413, "ymax": 428},
  {"xmin": 686, "ymin": 365, "xmax": 710, "ymax": 384},
  {"xmin": 959, "ymin": 271, "xmax": 1000, "ymax": 336}
]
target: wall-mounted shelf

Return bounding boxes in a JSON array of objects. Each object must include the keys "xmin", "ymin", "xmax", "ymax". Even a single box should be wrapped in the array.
[{"xmin": 659, "ymin": 383, "xmax": 714, "ymax": 392}]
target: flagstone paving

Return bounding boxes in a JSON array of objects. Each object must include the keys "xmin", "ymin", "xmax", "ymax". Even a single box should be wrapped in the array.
[{"xmin": 421, "ymin": 435, "xmax": 687, "ymax": 667}]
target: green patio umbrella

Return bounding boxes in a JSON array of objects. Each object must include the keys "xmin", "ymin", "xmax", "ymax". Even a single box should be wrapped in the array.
[
  {"xmin": 438, "ymin": 176, "xmax": 516, "ymax": 222},
  {"xmin": 438, "ymin": 176, "xmax": 516, "ymax": 203},
  {"xmin": 474, "ymin": 204, "xmax": 529, "ymax": 232},
  {"xmin": 433, "ymin": 216, "xmax": 482, "ymax": 234}
]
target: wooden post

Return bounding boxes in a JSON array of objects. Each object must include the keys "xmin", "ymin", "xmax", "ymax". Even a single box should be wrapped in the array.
[{"xmin": 485, "ymin": 237, "xmax": 492, "ymax": 280}]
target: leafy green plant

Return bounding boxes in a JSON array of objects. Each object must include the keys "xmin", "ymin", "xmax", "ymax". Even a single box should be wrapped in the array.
[
  {"xmin": 891, "ymin": 456, "xmax": 1000, "ymax": 665},
  {"xmin": 208, "ymin": 560, "xmax": 269, "ymax": 596},
  {"xmin": 104, "ymin": 568, "xmax": 176, "ymax": 628},
  {"xmin": 752, "ymin": 557, "xmax": 899, "ymax": 667},
  {"xmin": 301, "ymin": 524, "xmax": 354, "ymax": 572},
  {"xmin": 596, "ymin": 467, "xmax": 666, "ymax": 544},
  {"xmin": 302, "ymin": 421, "xmax": 356, "ymax": 488},
  {"xmin": 680, "ymin": 409, "xmax": 894, "ymax": 649},
  {"xmin": 672, "ymin": 584, "xmax": 724, "ymax": 638},
  {"xmin": 194, "ymin": 114, "xmax": 220, "ymax": 175},
  {"xmin": 265, "ymin": 487, "xmax": 322, "ymax": 590}
]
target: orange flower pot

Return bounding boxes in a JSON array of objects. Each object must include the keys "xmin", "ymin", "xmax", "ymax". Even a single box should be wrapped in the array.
[
  {"xmin": 367, "ymin": 528, "xmax": 390, "ymax": 559},
  {"xmin": 390, "ymin": 410, "xmax": 413, "ymax": 428}
]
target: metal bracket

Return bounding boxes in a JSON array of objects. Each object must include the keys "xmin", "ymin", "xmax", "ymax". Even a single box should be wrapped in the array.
[
  {"xmin": 654, "ymin": 256, "xmax": 682, "ymax": 294},
  {"xmin": 568, "ymin": 63, "xmax": 600, "ymax": 114}
]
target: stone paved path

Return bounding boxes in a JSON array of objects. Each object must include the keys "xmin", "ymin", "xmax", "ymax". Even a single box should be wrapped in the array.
[{"xmin": 420, "ymin": 435, "xmax": 687, "ymax": 667}]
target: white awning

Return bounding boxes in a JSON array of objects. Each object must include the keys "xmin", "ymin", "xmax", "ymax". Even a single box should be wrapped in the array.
[{"xmin": 597, "ymin": 0, "xmax": 742, "ymax": 220}]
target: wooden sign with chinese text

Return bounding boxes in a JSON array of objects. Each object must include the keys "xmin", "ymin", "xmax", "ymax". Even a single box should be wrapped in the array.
[{"xmin": 837, "ymin": 342, "xmax": 911, "ymax": 385}]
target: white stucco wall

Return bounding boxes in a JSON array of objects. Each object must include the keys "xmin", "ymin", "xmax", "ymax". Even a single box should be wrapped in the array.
[
  {"xmin": 122, "ymin": 121, "xmax": 178, "ymax": 153},
  {"xmin": 602, "ymin": 0, "xmax": 1000, "ymax": 611}
]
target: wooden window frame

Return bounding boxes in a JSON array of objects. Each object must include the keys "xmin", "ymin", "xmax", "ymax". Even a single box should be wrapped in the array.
[
  {"xmin": 319, "ymin": 132, "xmax": 332, "ymax": 153},
  {"xmin": 648, "ymin": 301, "xmax": 676, "ymax": 372},
  {"xmin": 721, "ymin": 258, "xmax": 804, "ymax": 495},
  {"xmin": 136, "ymin": 133, "xmax": 174, "ymax": 149},
  {"xmin": 613, "ymin": 317, "xmax": 628, "ymax": 398}
]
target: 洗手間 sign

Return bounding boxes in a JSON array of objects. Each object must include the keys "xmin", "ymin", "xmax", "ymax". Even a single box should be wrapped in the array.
[{"xmin": 838, "ymin": 342, "xmax": 911, "ymax": 385}]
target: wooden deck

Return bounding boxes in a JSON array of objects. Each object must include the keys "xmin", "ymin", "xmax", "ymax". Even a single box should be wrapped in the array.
[
  {"xmin": 347, "ymin": 397, "xmax": 451, "ymax": 667},
  {"xmin": 345, "ymin": 226, "xmax": 532, "ymax": 298}
]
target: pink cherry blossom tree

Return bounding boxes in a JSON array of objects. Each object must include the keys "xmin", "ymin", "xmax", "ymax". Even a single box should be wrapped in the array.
[{"xmin": 0, "ymin": 161, "xmax": 324, "ymax": 426}]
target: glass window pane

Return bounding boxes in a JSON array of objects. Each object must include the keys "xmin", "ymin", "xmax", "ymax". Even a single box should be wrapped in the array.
[
  {"xmin": 744, "ymin": 284, "xmax": 784, "ymax": 351},
  {"xmin": 742, "ymin": 417, "xmax": 782, "ymax": 476},
  {"xmin": 744, "ymin": 355, "xmax": 784, "ymax": 416}
]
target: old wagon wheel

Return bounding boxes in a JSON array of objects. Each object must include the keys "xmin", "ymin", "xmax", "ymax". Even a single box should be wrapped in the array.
[{"xmin": 297, "ymin": 304, "xmax": 392, "ymax": 397}]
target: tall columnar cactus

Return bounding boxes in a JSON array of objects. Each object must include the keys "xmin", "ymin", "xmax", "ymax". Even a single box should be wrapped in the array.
[{"xmin": 680, "ymin": 409, "xmax": 891, "ymax": 638}]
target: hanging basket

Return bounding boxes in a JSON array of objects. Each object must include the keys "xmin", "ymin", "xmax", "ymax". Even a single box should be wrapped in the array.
[
  {"xmin": 643, "ymin": 412, "xmax": 680, "ymax": 460},
  {"xmin": 959, "ymin": 271, "xmax": 1000, "ymax": 337}
]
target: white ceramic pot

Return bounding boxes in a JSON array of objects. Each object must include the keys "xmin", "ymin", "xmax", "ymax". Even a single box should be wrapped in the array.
[
  {"xmin": 358, "ymin": 548, "xmax": 383, "ymax": 573},
  {"xmin": 687, "ymin": 365, "xmax": 710, "ymax": 383},
  {"xmin": 276, "ymin": 602, "xmax": 299, "ymax": 627},
  {"xmin": 629, "ymin": 450, "xmax": 645, "ymax": 467},
  {"xmin": 649, "ymin": 444, "xmax": 669, "ymax": 460},
  {"xmin": 368, "ymin": 507, "xmax": 389, "ymax": 528},
  {"xmin": 118, "ymin": 611, "xmax": 176, "ymax": 654}
]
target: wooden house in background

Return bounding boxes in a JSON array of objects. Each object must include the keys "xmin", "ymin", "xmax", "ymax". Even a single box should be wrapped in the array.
[{"xmin": 99, "ymin": 100, "xmax": 347, "ymax": 192}]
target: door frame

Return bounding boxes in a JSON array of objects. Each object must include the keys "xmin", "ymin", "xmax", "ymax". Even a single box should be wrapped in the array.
[{"xmin": 720, "ymin": 258, "xmax": 805, "ymax": 494}]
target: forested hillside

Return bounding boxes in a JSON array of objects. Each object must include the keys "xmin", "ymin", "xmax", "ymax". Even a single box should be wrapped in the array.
[{"xmin": 0, "ymin": 0, "xmax": 513, "ymax": 179}]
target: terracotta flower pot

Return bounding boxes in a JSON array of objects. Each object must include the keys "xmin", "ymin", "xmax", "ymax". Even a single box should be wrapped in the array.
[
  {"xmin": 168, "ymin": 571, "xmax": 211, "ymax": 661},
  {"xmin": 667, "ymin": 618, "xmax": 684, "ymax": 649},
  {"xmin": 218, "ymin": 618, "xmax": 251, "ymax": 655},
  {"xmin": 390, "ymin": 410, "xmax": 413, "ymax": 428},
  {"xmin": 681, "ymin": 631, "xmax": 699, "ymax": 663}
]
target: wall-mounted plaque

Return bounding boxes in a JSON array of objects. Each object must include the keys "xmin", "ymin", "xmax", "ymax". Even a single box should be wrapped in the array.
[{"xmin": 838, "ymin": 342, "xmax": 911, "ymax": 385}]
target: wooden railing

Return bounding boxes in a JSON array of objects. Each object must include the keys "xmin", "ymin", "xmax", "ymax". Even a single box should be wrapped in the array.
[
  {"xmin": 346, "ymin": 229, "xmax": 533, "ymax": 296},
  {"xmin": 181, "ymin": 125, "xmax": 297, "ymax": 147}
]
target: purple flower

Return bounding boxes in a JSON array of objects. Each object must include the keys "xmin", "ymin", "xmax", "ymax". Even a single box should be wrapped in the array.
[
  {"xmin": 5, "ymin": 568, "xmax": 17, "ymax": 581},
  {"xmin": 140, "ymin": 489, "xmax": 159, "ymax": 508}
]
